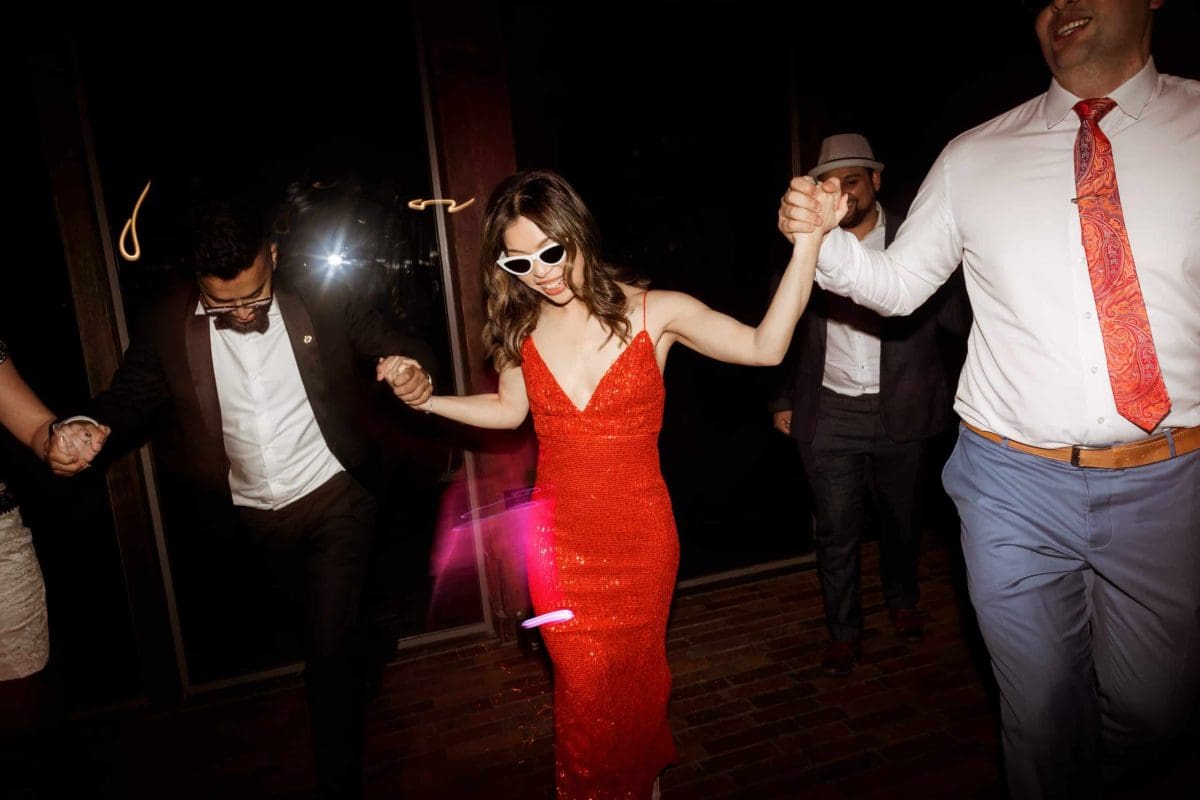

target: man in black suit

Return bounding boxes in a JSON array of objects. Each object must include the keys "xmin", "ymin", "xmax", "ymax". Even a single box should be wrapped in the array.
[
  {"xmin": 771, "ymin": 134, "xmax": 969, "ymax": 676},
  {"xmin": 49, "ymin": 197, "xmax": 434, "ymax": 799}
]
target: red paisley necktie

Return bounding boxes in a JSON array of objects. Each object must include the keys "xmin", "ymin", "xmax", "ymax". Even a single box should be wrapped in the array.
[{"xmin": 1073, "ymin": 98, "xmax": 1170, "ymax": 432}]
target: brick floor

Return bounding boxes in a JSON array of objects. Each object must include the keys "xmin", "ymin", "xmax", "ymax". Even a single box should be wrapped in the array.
[{"xmin": 6, "ymin": 533, "xmax": 1198, "ymax": 799}]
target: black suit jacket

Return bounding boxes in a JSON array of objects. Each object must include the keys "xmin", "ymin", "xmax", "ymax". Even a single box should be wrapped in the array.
[
  {"xmin": 772, "ymin": 208, "xmax": 971, "ymax": 444},
  {"xmin": 84, "ymin": 270, "xmax": 435, "ymax": 500}
]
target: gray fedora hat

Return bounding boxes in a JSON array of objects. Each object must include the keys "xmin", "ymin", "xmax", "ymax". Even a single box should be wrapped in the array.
[{"xmin": 808, "ymin": 133, "xmax": 885, "ymax": 179}]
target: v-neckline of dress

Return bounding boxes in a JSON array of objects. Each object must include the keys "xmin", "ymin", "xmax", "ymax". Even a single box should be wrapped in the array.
[{"xmin": 527, "ymin": 329, "xmax": 652, "ymax": 414}]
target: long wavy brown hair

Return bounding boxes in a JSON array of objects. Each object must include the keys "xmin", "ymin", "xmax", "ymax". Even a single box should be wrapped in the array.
[{"xmin": 480, "ymin": 169, "xmax": 639, "ymax": 369}]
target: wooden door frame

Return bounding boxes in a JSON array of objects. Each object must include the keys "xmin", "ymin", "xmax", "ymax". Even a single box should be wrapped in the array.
[{"xmin": 28, "ymin": 2, "xmax": 524, "ymax": 704}]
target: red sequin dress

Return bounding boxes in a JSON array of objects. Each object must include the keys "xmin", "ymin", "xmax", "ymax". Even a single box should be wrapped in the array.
[{"xmin": 521, "ymin": 306, "xmax": 679, "ymax": 800}]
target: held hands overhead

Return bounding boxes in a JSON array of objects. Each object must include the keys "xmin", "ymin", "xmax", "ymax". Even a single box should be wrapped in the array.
[{"xmin": 780, "ymin": 176, "xmax": 847, "ymax": 243}]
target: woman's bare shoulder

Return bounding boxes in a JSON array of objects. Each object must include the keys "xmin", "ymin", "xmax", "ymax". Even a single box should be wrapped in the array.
[{"xmin": 619, "ymin": 284, "xmax": 694, "ymax": 305}]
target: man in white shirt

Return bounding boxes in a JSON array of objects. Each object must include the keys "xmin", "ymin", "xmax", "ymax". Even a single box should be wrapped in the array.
[
  {"xmin": 778, "ymin": 1, "xmax": 1199, "ymax": 797},
  {"xmin": 771, "ymin": 133, "xmax": 969, "ymax": 677},
  {"xmin": 52, "ymin": 196, "xmax": 435, "ymax": 799}
]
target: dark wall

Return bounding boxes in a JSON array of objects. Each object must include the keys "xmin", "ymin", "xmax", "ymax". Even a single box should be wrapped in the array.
[
  {"xmin": 498, "ymin": 0, "xmax": 1200, "ymax": 577},
  {"xmin": 2, "ymin": 57, "xmax": 144, "ymax": 711},
  {"xmin": 9, "ymin": 11, "xmax": 477, "ymax": 706},
  {"xmin": 503, "ymin": 1, "xmax": 812, "ymax": 576}
]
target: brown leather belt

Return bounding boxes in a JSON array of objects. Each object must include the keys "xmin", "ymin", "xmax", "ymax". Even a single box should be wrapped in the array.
[{"xmin": 962, "ymin": 421, "xmax": 1200, "ymax": 469}]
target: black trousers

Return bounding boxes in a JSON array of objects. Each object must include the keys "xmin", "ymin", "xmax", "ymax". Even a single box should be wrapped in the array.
[
  {"xmin": 798, "ymin": 389, "xmax": 927, "ymax": 643},
  {"xmin": 238, "ymin": 471, "xmax": 376, "ymax": 800}
]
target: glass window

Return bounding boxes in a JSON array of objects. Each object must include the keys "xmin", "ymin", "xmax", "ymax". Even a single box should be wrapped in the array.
[{"xmin": 75, "ymin": 22, "xmax": 485, "ymax": 687}]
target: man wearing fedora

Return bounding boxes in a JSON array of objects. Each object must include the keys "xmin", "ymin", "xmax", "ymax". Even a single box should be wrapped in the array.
[{"xmin": 771, "ymin": 132, "xmax": 969, "ymax": 676}]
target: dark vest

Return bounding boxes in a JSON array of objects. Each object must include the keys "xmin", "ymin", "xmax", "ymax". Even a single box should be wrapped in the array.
[{"xmin": 782, "ymin": 208, "xmax": 970, "ymax": 443}]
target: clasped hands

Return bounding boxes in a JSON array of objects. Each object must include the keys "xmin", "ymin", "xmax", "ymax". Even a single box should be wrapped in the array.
[
  {"xmin": 778, "ymin": 175, "xmax": 848, "ymax": 242},
  {"xmin": 42, "ymin": 417, "xmax": 110, "ymax": 477},
  {"xmin": 376, "ymin": 356, "xmax": 434, "ymax": 410}
]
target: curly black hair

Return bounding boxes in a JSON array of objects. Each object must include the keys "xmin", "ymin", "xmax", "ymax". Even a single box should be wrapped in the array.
[{"xmin": 188, "ymin": 197, "xmax": 274, "ymax": 280}]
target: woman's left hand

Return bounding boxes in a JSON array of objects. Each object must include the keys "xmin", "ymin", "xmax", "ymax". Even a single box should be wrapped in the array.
[{"xmin": 376, "ymin": 356, "xmax": 434, "ymax": 408}]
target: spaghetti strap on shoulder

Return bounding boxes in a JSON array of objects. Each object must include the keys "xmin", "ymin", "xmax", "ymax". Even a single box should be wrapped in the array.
[{"xmin": 641, "ymin": 291, "xmax": 648, "ymax": 333}]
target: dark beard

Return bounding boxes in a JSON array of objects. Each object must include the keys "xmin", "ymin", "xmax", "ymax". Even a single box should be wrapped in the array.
[
  {"xmin": 213, "ymin": 308, "xmax": 270, "ymax": 334},
  {"xmin": 839, "ymin": 202, "xmax": 869, "ymax": 230}
]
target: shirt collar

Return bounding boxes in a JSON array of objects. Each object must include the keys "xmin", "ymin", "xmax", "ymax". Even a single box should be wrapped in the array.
[
  {"xmin": 1044, "ymin": 57, "xmax": 1159, "ymax": 128},
  {"xmin": 869, "ymin": 202, "xmax": 885, "ymax": 234}
]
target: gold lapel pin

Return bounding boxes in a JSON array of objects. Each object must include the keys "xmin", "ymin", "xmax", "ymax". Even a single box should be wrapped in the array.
[{"xmin": 303, "ymin": 335, "xmax": 313, "ymax": 344}]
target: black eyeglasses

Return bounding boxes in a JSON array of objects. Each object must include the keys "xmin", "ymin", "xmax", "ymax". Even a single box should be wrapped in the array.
[
  {"xmin": 496, "ymin": 242, "xmax": 567, "ymax": 276},
  {"xmin": 202, "ymin": 295, "xmax": 273, "ymax": 316}
]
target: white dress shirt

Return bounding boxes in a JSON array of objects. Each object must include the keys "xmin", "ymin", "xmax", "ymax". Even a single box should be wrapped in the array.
[
  {"xmin": 202, "ymin": 300, "xmax": 344, "ymax": 509},
  {"xmin": 815, "ymin": 59, "xmax": 1200, "ymax": 448},
  {"xmin": 821, "ymin": 203, "xmax": 887, "ymax": 396}
]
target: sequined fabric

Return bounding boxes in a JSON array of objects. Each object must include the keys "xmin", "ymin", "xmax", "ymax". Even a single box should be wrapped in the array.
[
  {"xmin": 0, "ymin": 492, "xmax": 49, "ymax": 681},
  {"xmin": 522, "ymin": 329, "xmax": 679, "ymax": 800},
  {"xmin": 1, "ymin": 338, "xmax": 51, "ymax": 682}
]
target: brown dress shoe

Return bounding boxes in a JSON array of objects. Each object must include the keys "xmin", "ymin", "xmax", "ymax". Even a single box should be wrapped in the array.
[
  {"xmin": 821, "ymin": 640, "xmax": 859, "ymax": 676},
  {"xmin": 890, "ymin": 607, "xmax": 924, "ymax": 644}
]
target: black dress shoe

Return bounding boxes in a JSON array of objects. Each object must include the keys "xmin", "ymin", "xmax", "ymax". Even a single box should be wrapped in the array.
[
  {"xmin": 821, "ymin": 640, "xmax": 859, "ymax": 676},
  {"xmin": 890, "ymin": 607, "xmax": 924, "ymax": 644}
]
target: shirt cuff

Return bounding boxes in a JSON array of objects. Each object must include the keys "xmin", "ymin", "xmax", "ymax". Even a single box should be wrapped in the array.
[{"xmin": 815, "ymin": 228, "xmax": 855, "ymax": 291}]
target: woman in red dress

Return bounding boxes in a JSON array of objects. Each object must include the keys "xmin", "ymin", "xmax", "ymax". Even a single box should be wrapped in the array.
[{"xmin": 381, "ymin": 169, "xmax": 842, "ymax": 799}]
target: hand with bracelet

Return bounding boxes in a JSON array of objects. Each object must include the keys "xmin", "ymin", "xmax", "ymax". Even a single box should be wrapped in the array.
[
  {"xmin": 1, "ymin": 348, "xmax": 109, "ymax": 477},
  {"xmin": 375, "ymin": 355, "xmax": 434, "ymax": 411},
  {"xmin": 43, "ymin": 416, "xmax": 111, "ymax": 476}
]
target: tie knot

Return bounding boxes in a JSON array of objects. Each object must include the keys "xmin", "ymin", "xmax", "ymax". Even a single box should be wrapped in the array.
[{"xmin": 1074, "ymin": 97, "xmax": 1117, "ymax": 123}]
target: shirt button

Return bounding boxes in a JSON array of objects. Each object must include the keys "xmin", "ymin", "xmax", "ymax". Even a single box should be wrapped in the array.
[
  {"xmin": 1090, "ymin": 366, "xmax": 1098, "ymax": 374},
  {"xmin": 1098, "ymin": 416, "xmax": 1105, "ymax": 424},
  {"xmin": 1083, "ymin": 312, "xmax": 1092, "ymax": 320}
]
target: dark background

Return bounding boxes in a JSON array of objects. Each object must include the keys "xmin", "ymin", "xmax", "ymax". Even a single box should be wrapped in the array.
[
  {"xmin": 501, "ymin": 0, "xmax": 1200, "ymax": 575},
  {"xmin": 5, "ymin": 0, "xmax": 1199, "ymax": 710}
]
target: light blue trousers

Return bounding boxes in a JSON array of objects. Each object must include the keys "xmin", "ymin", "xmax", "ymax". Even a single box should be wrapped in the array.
[{"xmin": 943, "ymin": 425, "xmax": 1200, "ymax": 799}]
